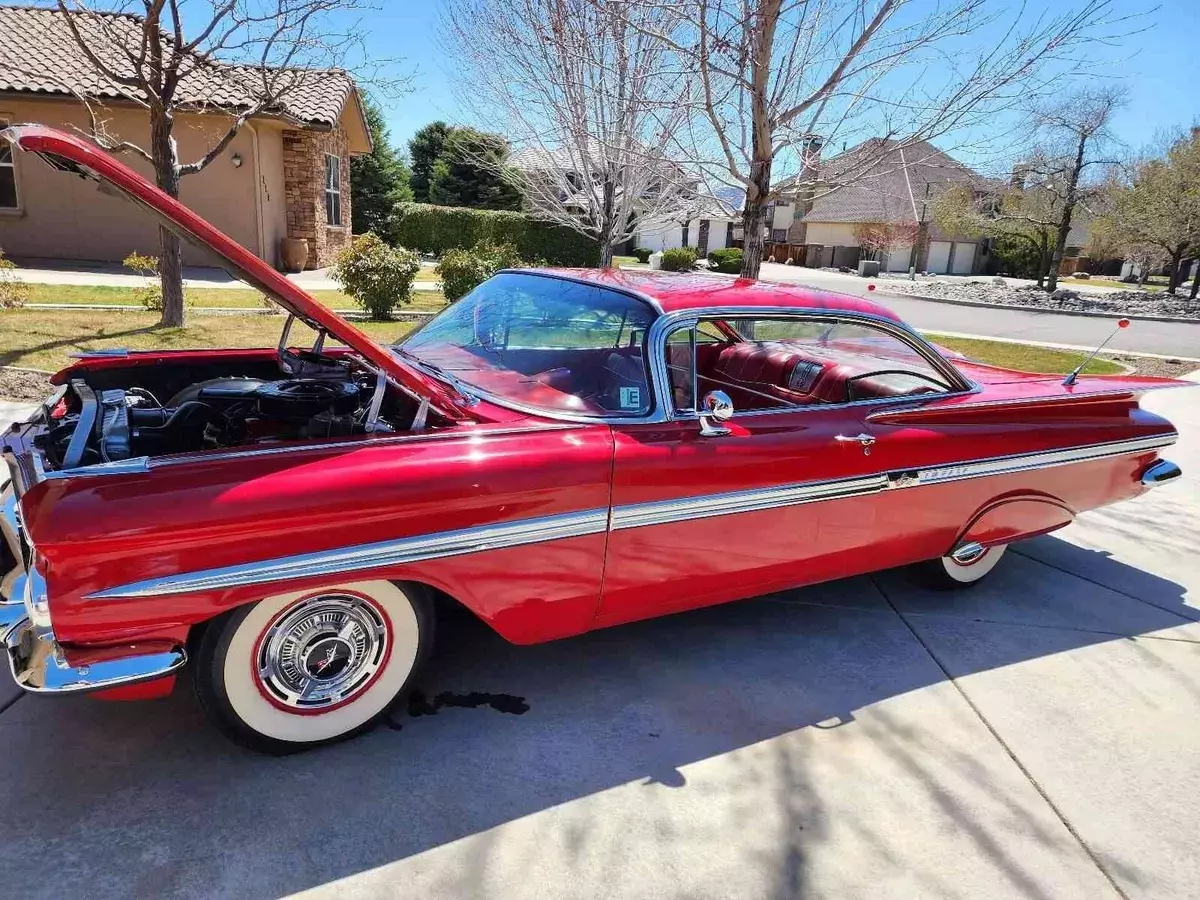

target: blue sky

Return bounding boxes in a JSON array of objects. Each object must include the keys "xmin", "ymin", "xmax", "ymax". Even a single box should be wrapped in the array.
[{"xmin": 366, "ymin": 0, "xmax": 1198, "ymax": 168}]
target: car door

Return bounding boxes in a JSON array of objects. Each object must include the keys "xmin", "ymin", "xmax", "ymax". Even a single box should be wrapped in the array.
[{"xmin": 595, "ymin": 314, "xmax": 933, "ymax": 629}]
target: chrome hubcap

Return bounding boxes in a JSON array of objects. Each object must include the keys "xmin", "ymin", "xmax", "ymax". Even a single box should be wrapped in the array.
[{"xmin": 256, "ymin": 593, "xmax": 389, "ymax": 711}]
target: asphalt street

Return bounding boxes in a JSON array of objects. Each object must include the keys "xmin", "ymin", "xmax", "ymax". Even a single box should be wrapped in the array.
[{"xmin": 1, "ymin": 378, "xmax": 1198, "ymax": 900}]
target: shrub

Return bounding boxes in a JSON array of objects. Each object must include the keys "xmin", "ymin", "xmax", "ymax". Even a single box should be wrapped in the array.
[
  {"xmin": 437, "ymin": 240, "xmax": 526, "ymax": 302},
  {"xmin": 706, "ymin": 247, "xmax": 744, "ymax": 274},
  {"xmin": 123, "ymin": 251, "xmax": 163, "ymax": 309},
  {"xmin": 331, "ymin": 232, "xmax": 421, "ymax": 320},
  {"xmin": 632, "ymin": 247, "xmax": 652, "ymax": 264},
  {"xmin": 390, "ymin": 202, "xmax": 599, "ymax": 266},
  {"xmin": 0, "ymin": 252, "xmax": 28, "ymax": 309},
  {"xmin": 660, "ymin": 247, "xmax": 698, "ymax": 272}
]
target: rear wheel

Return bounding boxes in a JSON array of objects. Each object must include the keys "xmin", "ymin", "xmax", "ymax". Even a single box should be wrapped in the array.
[
  {"xmin": 194, "ymin": 580, "xmax": 433, "ymax": 754},
  {"xmin": 914, "ymin": 543, "xmax": 1008, "ymax": 590}
]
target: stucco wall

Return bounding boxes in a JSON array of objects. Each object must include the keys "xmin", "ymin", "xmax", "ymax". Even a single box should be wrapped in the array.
[
  {"xmin": 804, "ymin": 222, "xmax": 861, "ymax": 246},
  {"xmin": 0, "ymin": 97, "xmax": 266, "ymax": 265}
]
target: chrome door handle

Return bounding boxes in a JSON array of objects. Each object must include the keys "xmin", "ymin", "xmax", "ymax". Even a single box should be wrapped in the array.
[
  {"xmin": 835, "ymin": 433, "xmax": 876, "ymax": 455},
  {"xmin": 835, "ymin": 433, "xmax": 876, "ymax": 446}
]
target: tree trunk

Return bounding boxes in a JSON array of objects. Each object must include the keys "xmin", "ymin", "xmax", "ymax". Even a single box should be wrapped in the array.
[
  {"xmin": 1046, "ymin": 135, "xmax": 1088, "ymax": 294},
  {"xmin": 598, "ymin": 233, "xmax": 615, "ymax": 268},
  {"xmin": 1166, "ymin": 252, "xmax": 1181, "ymax": 296},
  {"xmin": 1189, "ymin": 259, "xmax": 1199, "ymax": 301},
  {"xmin": 739, "ymin": 159, "xmax": 772, "ymax": 280},
  {"xmin": 150, "ymin": 109, "xmax": 186, "ymax": 327}
]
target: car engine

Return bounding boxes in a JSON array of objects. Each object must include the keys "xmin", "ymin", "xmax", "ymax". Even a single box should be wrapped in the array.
[{"xmin": 37, "ymin": 372, "xmax": 411, "ymax": 469}]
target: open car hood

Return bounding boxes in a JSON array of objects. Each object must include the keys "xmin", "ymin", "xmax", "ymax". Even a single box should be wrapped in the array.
[{"xmin": 1, "ymin": 124, "xmax": 477, "ymax": 422}]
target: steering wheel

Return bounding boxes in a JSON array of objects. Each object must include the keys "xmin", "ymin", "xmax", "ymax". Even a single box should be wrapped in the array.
[{"xmin": 843, "ymin": 370, "xmax": 949, "ymax": 402}]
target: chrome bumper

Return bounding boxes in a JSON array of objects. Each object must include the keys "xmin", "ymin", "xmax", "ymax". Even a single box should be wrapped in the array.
[
  {"xmin": 3, "ymin": 479, "xmax": 187, "ymax": 695},
  {"xmin": 1142, "ymin": 459, "xmax": 1182, "ymax": 488},
  {"xmin": 4, "ymin": 616, "xmax": 187, "ymax": 694}
]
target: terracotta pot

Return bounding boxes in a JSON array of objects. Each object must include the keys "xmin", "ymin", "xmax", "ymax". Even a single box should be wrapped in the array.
[{"xmin": 279, "ymin": 237, "xmax": 309, "ymax": 273}]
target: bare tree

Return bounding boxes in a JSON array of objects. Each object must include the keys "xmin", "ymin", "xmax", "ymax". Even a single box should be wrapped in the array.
[
  {"xmin": 51, "ymin": 0, "xmax": 402, "ymax": 326},
  {"xmin": 1020, "ymin": 87, "xmax": 1124, "ymax": 291},
  {"xmin": 1099, "ymin": 129, "xmax": 1200, "ymax": 297},
  {"xmin": 441, "ymin": 0, "xmax": 695, "ymax": 266},
  {"xmin": 628, "ymin": 0, "xmax": 1121, "ymax": 278},
  {"xmin": 852, "ymin": 221, "xmax": 917, "ymax": 263}
]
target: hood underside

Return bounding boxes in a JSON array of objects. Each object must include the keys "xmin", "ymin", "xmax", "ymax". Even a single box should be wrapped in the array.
[{"xmin": 1, "ymin": 124, "xmax": 475, "ymax": 422}]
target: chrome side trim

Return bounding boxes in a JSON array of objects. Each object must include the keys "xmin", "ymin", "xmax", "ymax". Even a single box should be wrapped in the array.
[
  {"xmin": 5, "ymin": 617, "xmax": 187, "ymax": 694},
  {"xmin": 902, "ymin": 434, "xmax": 1175, "ymax": 488},
  {"xmin": 1141, "ymin": 459, "xmax": 1181, "ymax": 487},
  {"xmin": 87, "ymin": 507, "xmax": 609, "ymax": 599},
  {"xmin": 612, "ymin": 474, "xmax": 888, "ymax": 530},
  {"xmin": 83, "ymin": 434, "xmax": 1176, "ymax": 601}
]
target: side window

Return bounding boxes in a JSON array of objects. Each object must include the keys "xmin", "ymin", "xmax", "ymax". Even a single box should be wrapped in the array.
[
  {"xmin": 666, "ymin": 321, "xmax": 728, "ymax": 413},
  {"xmin": 669, "ymin": 316, "xmax": 953, "ymax": 414}
]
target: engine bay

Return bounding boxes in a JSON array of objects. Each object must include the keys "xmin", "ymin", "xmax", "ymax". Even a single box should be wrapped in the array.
[{"xmin": 34, "ymin": 348, "xmax": 442, "ymax": 471}]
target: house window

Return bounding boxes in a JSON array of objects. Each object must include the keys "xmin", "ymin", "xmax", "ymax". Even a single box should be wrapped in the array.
[
  {"xmin": 0, "ymin": 118, "xmax": 18, "ymax": 209},
  {"xmin": 324, "ymin": 153, "xmax": 342, "ymax": 226},
  {"xmin": 771, "ymin": 228, "xmax": 788, "ymax": 242}
]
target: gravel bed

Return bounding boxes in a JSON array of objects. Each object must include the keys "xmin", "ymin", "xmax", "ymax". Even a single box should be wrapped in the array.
[
  {"xmin": 0, "ymin": 367, "xmax": 53, "ymax": 403},
  {"xmin": 880, "ymin": 279, "xmax": 1200, "ymax": 319}
]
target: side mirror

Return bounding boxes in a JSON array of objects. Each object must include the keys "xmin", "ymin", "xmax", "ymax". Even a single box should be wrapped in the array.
[{"xmin": 699, "ymin": 390, "xmax": 733, "ymax": 436}]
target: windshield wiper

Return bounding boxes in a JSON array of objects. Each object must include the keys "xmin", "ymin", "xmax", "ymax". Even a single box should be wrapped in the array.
[{"xmin": 393, "ymin": 347, "xmax": 480, "ymax": 404}]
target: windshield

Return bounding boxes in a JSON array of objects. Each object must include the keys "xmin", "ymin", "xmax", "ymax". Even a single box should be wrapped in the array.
[{"xmin": 397, "ymin": 272, "xmax": 659, "ymax": 418}]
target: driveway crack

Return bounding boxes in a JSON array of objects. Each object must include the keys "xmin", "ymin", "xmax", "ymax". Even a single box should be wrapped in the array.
[{"xmin": 869, "ymin": 573, "xmax": 1131, "ymax": 900}]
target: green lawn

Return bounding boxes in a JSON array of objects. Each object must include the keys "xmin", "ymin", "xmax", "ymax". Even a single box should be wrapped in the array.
[
  {"xmin": 1067, "ymin": 278, "xmax": 1161, "ymax": 292},
  {"xmin": 0, "ymin": 309, "xmax": 418, "ymax": 371},
  {"xmin": 15, "ymin": 282, "xmax": 446, "ymax": 312},
  {"xmin": 925, "ymin": 333, "xmax": 1124, "ymax": 376},
  {"xmin": 612, "ymin": 255, "xmax": 648, "ymax": 267}
]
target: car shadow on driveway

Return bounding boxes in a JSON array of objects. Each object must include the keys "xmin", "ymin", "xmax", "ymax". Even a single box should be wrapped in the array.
[{"xmin": 0, "ymin": 536, "xmax": 1193, "ymax": 900}]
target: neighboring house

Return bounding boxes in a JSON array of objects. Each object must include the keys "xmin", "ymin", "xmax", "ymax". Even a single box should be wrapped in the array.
[
  {"xmin": 773, "ymin": 138, "xmax": 988, "ymax": 274},
  {"xmin": 0, "ymin": 6, "xmax": 371, "ymax": 269},
  {"xmin": 508, "ymin": 143, "xmax": 739, "ymax": 255},
  {"xmin": 631, "ymin": 190, "xmax": 740, "ymax": 255}
]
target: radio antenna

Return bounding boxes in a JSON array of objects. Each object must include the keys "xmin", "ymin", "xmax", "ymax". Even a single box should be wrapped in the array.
[{"xmin": 1063, "ymin": 319, "xmax": 1129, "ymax": 386}]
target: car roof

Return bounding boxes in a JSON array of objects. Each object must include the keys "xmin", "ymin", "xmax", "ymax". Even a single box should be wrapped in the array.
[{"xmin": 525, "ymin": 267, "xmax": 903, "ymax": 322}]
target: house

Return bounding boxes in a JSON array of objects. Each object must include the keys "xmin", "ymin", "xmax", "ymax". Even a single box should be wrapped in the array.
[
  {"xmin": 508, "ymin": 143, "xmax": 740, "ymax": 255},
  {"xmin": 0, "ymin": 5, "xmax": 371, "ymax": 269},
  {"xmin": 630, "ymin": 189, "xmax": 740, "ymax": 255},
  {"xmin": 771, "ymin": 138, "xmax": 988, "ymax": 274}
]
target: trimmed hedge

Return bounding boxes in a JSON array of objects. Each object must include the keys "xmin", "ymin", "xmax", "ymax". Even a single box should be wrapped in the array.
[
  {"xmin": 632, "ymin": 247, "xmax": 652, "ymax": 263},
  {"xmin": 437, "ymin": 241, "xmax": 526, "ymax": 302},
  {"xmin": 660, "ymin": 247, "xmax": 698, "ymax": 272},
  {"xmin": 390, "ymin": 202, "xmax": 599, "ymax": 266},
  {"xmin": 707, "ymin": 247, "xmax": 744, "ymax": 274}
]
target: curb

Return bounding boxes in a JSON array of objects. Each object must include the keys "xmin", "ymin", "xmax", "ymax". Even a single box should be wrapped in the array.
[{"xmin": 874, "ymin": 288, "xmax": 1200, "ymax": 326}]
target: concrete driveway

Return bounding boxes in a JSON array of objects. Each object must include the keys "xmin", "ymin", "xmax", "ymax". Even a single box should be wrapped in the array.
[{"xmin": 1, "ymin": 382, "xmax": 1197, "ymax": 900}]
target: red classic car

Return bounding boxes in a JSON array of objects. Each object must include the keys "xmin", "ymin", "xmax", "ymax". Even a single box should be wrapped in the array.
[{"xmin": 0, "ymin": 126, "xmax": 1188, "ymax": 753}]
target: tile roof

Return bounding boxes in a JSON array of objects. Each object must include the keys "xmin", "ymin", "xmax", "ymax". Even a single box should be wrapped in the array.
[
  {"xmin": 0, "ymin": 5, "xmax": 355, "ymax": 128},
  {"xmin": 785, "ymin": 138, "xmax": 983, "ymax": 225}
]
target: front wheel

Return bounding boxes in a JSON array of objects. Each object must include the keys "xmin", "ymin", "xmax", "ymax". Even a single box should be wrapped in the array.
[
  {"xmin": 194, "ymin": 580, "xmax": 434, "ymax": 754},
  {"xmin": 913, "ymin": 543, "xmax": 1008, "ymax": 590}
]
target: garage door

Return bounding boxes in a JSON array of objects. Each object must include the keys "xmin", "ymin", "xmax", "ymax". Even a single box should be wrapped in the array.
[
  {"xmin": 633, "ymin": 226, "xmax": 681, "ymax": 252},
  {"xmin": 951, "ymin": 242, "xmax": 976, "ymax": 274},
  {"xmin": 883, "ymin": 245, "xmax": 913, "ymax": 272},
  {"xmin": 926, "ymin": 241, "xmax": 951, "ymax": 273}
]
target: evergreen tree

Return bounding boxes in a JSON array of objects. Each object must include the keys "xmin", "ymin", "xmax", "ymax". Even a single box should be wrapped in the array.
[
  {"xmin": 427, "ymin": 128, "xmax": 522, "ymax": 210},
  {"xmin": 350, "ymin": 99, "xmax": 412, "ymax": 236},
  {"xmin": 409, "ymin": 121, "xmax": 451, "ymax": 203}
]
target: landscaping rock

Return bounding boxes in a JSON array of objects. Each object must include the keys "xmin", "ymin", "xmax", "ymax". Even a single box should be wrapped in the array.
[
  {"xmin": 880, "ymin": 279, "xmax": 1200, "ymax": 320},
  {"xmin": 0, "ymin": 367, "xmax": 52, "ymax": 402}
]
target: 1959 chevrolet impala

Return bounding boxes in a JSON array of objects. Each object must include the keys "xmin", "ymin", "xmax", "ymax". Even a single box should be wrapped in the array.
[{"xmin": 0, "ymin": 126, "xmax": 1188, "ymax": 753}]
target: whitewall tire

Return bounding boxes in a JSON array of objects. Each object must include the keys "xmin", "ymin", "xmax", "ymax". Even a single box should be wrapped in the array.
[
  {"xmin": 195, "ymin": 580, "xmax": 434, "ymax": 754},
  {"xmin": 915, "ymin": 544, "xmax": 1008, "ymax": 590}
]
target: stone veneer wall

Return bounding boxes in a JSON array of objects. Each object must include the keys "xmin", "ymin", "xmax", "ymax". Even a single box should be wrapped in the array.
[{"xmin": 282, "ymin": 125, "xmax": 352, "ymax": 269}]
